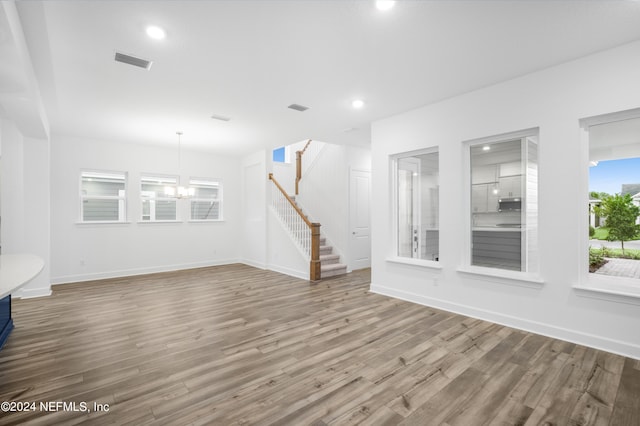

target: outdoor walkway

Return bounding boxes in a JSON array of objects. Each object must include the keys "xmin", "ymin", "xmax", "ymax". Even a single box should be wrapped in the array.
[
  {"xmin": 595, "ymin": 257, "xmax": 640, "ymax": 279},
  {"xmin": 589, "ymin": 239, "xmax": 640, "ymax": 250}
]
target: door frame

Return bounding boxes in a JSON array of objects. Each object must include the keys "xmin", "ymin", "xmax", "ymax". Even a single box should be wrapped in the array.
[{"xmin": 348, "ymin": 168, "xmax": 372, "ymax": 270}]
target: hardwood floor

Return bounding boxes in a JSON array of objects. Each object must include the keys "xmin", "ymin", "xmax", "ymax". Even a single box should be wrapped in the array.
[{"xmin": 0, "ymin": 264, "xmax": 638, "ymax": 425}]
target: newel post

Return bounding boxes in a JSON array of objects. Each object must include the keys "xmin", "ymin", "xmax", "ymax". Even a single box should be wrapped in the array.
[{"xmin": 310, "ymin": 222, "xmax": 321, "ymax": 282}]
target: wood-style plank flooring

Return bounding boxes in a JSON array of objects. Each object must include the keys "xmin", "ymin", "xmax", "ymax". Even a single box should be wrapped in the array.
[{"xmin": 0, "ymin": 264, "xmax": 639, "ymax": 425}]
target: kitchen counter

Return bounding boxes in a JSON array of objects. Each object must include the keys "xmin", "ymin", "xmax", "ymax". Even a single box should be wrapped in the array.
[
  {"xmin": 473, "ymin": 226, "xmax": 522, "ymax": 232},
  {"xmin": 0, "ymin": 253, "xmax": 44, "ymax": 350},
  {"xmin": 0, "ymin": 254, "xmax": 44, "ymax": 299}
]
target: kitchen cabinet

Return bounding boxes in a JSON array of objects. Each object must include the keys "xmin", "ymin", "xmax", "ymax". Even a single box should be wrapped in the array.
[
  {"xmin": 472, "ymin": 184, "xmax": 488, "ymax": 213},
  {"xmin": 499, "ymin": 161, "xmax": 521, "ymax": 177},
  {"xmin": 472, "ymin": 184, "xmax": 500, "ymax": 213},
  {"xmin": 472, "ymin": 165, "xmax": 497, "ymax": 184},
  {"xmin": 472, "ymin": 230, "xmax": 521, "ymax": 271},
  {"xmin": 0, "ymin": 254, "xmax": 44, "ymax": 350},
  {"xmin": 487, "ymin": 187, "xmax": 500, "ymax": 211},
  {"xmin": 498, "ymin": 175, "xmax": 522, "ymax": 198}
]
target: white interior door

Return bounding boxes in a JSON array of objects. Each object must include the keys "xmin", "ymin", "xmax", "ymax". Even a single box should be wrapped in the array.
[{"xmin": 349, "ymin": 169, "xmax": 371, "ymax": 270}]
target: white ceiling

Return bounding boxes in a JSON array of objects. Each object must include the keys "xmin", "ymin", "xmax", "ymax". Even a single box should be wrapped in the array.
[{"xmin": 6, "ymin": 1, "xmax": 640, "ymax": 156}]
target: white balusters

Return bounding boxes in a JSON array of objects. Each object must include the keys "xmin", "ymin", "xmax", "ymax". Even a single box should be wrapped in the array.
[{"xmin": 271, "ymin": 183, "xmax": 311, "ymax": 259}]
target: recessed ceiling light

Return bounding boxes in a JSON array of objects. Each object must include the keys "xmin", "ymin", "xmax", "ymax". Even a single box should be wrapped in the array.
[
  {"xmin": 146, "ymin": 25, "xmax": 166, "ymax": 40},
  {"xmin": 352, "ymin": 99, "xmax": 365, "ymax": 109},
  {"xmin": 376, "ymin": 1, "xmax": 396, "ymax": 11},
  {"xmin": 482, "ymin": 145, "xmax": 491, "ymax": 151},
  {"xmin": 211, "ymin": 114, "xmax": 231, "ymax": 122}
]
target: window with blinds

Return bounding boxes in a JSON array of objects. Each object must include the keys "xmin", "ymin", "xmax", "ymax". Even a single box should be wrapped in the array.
[
  {"xmin": 140, "ymin": 175, "xmax": 178, "ymax": 221},
  {"xmin": 189, "ymin": 178, "xmax": 223, "ymax": 221},
  {"xmin": 80, "ymin": 171, "xmax": 127, "ymax": 222}
]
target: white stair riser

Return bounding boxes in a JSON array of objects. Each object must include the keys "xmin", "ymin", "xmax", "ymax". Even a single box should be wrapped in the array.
[{"xmin": 321, "ymin": 266, "xmax": 348, "ymax": 278}]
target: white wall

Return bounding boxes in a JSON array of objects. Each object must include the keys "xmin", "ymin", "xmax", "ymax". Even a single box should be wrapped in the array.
[
  {"xmin": 0, "ymin": 119, "xmax": 51, "ymax": 297},
  {"xmin": 298, "ymin": 144, "xmax": 371, "ymax": 271},
  {"xmin": 0, "ymin": 120, "xmax": 25, "ymax": 254},
  {"xmin": 50, "ymin": 136, "xmax": 241, "ymax": 283},
  {"xmin": 241, "ymin": 150, "xmax": 268, "ymax": 269},
  {"xmin": 371, "ymin": 40, "xmax": 640, "ymax": 359}
]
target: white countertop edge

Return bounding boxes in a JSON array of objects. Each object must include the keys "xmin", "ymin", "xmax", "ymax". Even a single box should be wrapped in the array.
[
  {"xmin": 0, "ymin": 254, "xmax": 45, "ymax": 299},
  {"xmin": 472, "ymin": 227, "xmax": 523, "ymax": 232}
]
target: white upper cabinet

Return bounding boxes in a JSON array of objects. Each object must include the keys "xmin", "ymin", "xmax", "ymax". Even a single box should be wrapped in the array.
[
  {"xmin": 472, "ymin": 165, "xmax": 497, "ymax": 184},
  {"xmin": 498, "ymin": 175, "xmax": 522, "ymax": 198},
  {"xmin": 472, "ymin": 184, "xmax": 488, "ymax": 212},
  {"xmin": 499, "ymin": 161, "xmax": 522, "ymax": 177}
]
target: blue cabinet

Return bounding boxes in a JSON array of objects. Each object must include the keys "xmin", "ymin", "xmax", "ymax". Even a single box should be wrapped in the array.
[{"xmin": 0, "ymin": 295, "xmax": 13, "ymax": 349}]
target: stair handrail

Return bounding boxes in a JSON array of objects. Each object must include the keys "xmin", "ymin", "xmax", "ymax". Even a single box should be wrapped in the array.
[
  {"xmin": 269, "ymin": 173, "xmax": 321, "ymax": 281},
  {"xmin": 295, "ymin": 139, "xmax": 312, "ymax": 195}
]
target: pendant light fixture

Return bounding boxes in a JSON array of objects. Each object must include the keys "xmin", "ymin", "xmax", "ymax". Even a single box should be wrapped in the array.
[{"xmin": 164, "ymin": 131, "xmax": 195, "ymax": 199}]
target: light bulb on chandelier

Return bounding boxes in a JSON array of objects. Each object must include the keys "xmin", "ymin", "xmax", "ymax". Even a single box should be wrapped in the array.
[{"xmin": 164, "ymin": 131, "xmax": 195, "ymax": 199}]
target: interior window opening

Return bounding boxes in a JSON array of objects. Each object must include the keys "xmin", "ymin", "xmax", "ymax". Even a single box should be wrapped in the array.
[
  {"xmin": 396, "ymin": 150, "xmax": 439, "ymax": 261},
  {"xmin": 469, "ymin": 133, "xmax": 538, "ymax": 273}
]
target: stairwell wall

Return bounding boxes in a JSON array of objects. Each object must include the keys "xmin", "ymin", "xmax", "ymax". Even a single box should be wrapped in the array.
[{"xmin": 297, "ymin": 143, "xmax": 371, "ymax": 272}]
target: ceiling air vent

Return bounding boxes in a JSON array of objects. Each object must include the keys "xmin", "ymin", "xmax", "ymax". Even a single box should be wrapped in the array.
[
  {"xmin": 288, "ymin": 103, "xmax": 310, "ymax": 112},
  {"xmin": 114, "ymin": 51, "xmax": 152, "ymax": 70}
]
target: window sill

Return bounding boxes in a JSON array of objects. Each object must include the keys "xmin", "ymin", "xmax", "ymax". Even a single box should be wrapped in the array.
[
  {"xmin": 76, "ymin": 221, "xmax": 131, "ymax": 225},
  {"xmin": 137, "ymin": 220, "xmax": 182, "ymax": 224},
  {"xmin": 574, "ymin": 277, "xmax": 640, "ymax": 305},
  {"xmin": 457, "ymin": 265, "xmax": 544, "ymax": 288},
  {"xmin": 386, "ymin": 257, "xmax": 442, "ymax": 269}
]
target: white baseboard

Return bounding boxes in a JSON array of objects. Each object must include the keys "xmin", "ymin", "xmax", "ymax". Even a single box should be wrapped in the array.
[
  {"xmin": 13, "ymin": 287, "xmax": 52, "ymax": 299},
  {"xmin": 51, "ymin": 258, "xmax": 239, "ymax": 285},
  {"xmin": 241, "ymin": 259, "xmax": 267, "ymax": 270},
  {"xmin": 267, "ymin": 264, "xmax": 309, "ymax": 280},
  {"xmin": 370, "ymin": 283, "xmax": 640, "ymax": 361}
]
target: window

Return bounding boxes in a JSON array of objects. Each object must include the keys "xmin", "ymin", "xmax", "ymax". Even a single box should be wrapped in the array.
[
  {"xmin": 140, "ymin": 176, "xmax": 178, "ymax": 221},
  {"xmin": 393, "ymin": 149, "xmax": 439, "ymax": 261},
  {"xmin": 190, "ymin": 178, "xmax": 223, "ymax": 221},
  {"xmin": 80, "ymin": 171, "xmax": 126, "ymax": 222},
  {"xmin": 468, "ymin": 130, "xmax": 538, "ymax": 273},
  {"xmin": 272, "ymin": 146, "xmax": 291, "ymax": 163},
  {"xmin": 582, "ymin": 109, "xmax": 640, "ymax": 287}
]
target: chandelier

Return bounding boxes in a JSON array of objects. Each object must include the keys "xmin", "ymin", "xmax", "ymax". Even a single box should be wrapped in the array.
[{"xmin": 164, "ymin": 131, "xmax": 195, "ymax": 198}]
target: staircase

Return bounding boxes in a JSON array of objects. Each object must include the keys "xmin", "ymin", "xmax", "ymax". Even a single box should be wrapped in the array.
[
  {"xmin": 292, "ymin": 196, "xmax": 348, "ymax": 279},
  {"xmin": 319, "ymin": 237, "xmax": 347, "ymax": 278}
]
